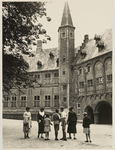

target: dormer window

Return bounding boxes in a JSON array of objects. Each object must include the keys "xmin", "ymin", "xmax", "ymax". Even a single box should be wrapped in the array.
[
  {"xmin": 97, "ymin": 41, "xmax": 104, "ymax": 52},
  {"xmin": 37, "ymin": 60, "xmax": 42, "ymax": 68},
  {"xmin": 81, "ymin": 50, "xmax": 87, "ymax": 59},
  {"xmin": 94, "ymin": 34, "xmax": 101, "ymax": 44},
  {"xmin": 49, "ymin": 52, "xmax": 54, "ymax": 59}
]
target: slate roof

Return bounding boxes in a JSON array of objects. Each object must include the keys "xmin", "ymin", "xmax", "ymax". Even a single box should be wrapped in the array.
[
  {"xmin": 74, "ymin": 28, "xmax": 112, "ymax": 65},
  {"xmin": 60, "ymin": 2, "xmax": 74, "ymax": 27},
  {"xmin": 23, "ymin": 48, "xmax": 59, "ymax": 72},
  {"xmin": 23, "ymin": 28, "xmax": 112, "ymax": 73}
]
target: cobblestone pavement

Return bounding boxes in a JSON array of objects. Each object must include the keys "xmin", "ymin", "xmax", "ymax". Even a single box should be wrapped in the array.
[{"xmin": 2, "ymin": 119, "xmax": 113, "ymax": 149}]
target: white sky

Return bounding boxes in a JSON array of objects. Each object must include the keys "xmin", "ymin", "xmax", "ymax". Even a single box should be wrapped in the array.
[{"xmin": 37, "ymin": 0, "xmax": 113, "ymax": 50}]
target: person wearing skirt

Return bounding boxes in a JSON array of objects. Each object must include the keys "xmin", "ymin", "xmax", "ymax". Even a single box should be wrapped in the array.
[
  {"xmin": 23, "ymin": 107, "xmax": 32, "ymax": 138},
  {"xmin": 44, "ymin": 114, "xmax": 52, "ymax": 140},
  {"xmin": 67, "ymin": 107, "xmax": 77, "ymax": 139},
  {"xmin": 37, "ymin": 108, "xmax": 45, "ymax": 138}
]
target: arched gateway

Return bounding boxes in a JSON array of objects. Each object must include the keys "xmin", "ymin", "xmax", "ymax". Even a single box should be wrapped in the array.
[
  {"xmin": 95, "ymin": 101, "xmax": 112, "ymax": 124},
  {"xmin": 85, "ymin": 106, "xmax": 94, "ymax": 123}
]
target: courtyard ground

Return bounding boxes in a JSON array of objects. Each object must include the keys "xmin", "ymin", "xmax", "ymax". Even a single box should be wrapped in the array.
[{"xmin": 2, "ymin": 119, "xmax": 113, "ymax": 149}]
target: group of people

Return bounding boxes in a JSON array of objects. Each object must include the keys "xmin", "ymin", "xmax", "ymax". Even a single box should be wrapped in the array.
[{"xmin": 23, "ymin": 106, "xmax": 92, "ymax": 142}]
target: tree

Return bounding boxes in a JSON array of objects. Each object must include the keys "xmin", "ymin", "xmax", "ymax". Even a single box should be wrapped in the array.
[{"xmin": 2, "ymin": 2, "xmax": 51, "ymax": 93}]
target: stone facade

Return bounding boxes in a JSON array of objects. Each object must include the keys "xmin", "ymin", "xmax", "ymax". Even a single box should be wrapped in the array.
[{"xmin": 3, "ymin": 2, "xmax": 112, "ymax": 124}]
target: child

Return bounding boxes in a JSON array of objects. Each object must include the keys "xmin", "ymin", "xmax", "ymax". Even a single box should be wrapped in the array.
[
  {"xmin": 82, "ymin": 112, "xmax": 92, "ymax": 142},
  {"xmin": 44, "ymin": 114, "xmax": 52, "ymax": 140},
  {"xmin": 52, "ymin": 109, "xmax": 60, "ymax": 140},
  {"xmin": 23, "ymin": 107, "xmax": 32, "ymax": 138}
]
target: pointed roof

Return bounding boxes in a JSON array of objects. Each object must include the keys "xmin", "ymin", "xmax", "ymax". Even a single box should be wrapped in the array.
[{"xmin": 60, "ymin": 2, "xmax": 74, "ymax": 27}]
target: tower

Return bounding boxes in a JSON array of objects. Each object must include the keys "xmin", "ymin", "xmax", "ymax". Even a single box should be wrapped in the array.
[{"xmin": 58, "ymin": 2, "xmax": 75, "ymax": 108}]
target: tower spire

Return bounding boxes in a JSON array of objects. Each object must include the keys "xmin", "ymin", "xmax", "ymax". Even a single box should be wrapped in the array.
[{"xmin": 61, "ymin": 2, "xmax": 74, "ymax": 27}]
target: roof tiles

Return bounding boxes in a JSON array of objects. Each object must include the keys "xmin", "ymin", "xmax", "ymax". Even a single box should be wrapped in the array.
[{"xmin": 23, "ymin": 29, "xmax": 112, "ymax": 72}]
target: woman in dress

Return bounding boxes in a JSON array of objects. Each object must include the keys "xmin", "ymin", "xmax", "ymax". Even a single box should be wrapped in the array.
[
  {"xmin": 23, "ymin": 107, "xmax": 32, "ymax": 138},
  {"xmin": 67, "ymin": 107, "xmax": 77, "ymax": 139},
  {"xmin": 37, "ymin": 108, "xmax": 45, "ymax": 138}
]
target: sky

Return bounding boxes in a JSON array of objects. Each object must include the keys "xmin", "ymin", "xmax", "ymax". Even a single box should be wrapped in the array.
[{"xmin": 37, "ymin": 0, "xmax": 113, "ymax": 50}]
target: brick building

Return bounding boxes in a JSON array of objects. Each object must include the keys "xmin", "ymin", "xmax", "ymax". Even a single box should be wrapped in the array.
[{"xmin": 3, "ymin": 2, "xmax": 112, "ymax": 124}]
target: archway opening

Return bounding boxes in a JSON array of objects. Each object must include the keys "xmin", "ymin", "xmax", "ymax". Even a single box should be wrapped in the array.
[
  {"xmin": 98, "ymin": 103, "xmax": 112, "ymax": 124},
  {"xmin": 85, "ymin": 106, "xmax": 94, "ymax": 124}
]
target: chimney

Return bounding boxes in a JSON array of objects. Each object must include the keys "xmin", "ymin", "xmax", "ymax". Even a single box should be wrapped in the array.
[
  {"xmin": 97, "ymin": 41, "xmax": 104, "ymax": 52},
  {"xmin": 84, "ymin": 34, "xmax": 89, "ymax": 43},
  {"xmin": 36, "ymin": 40, "xmax": 42, "ymax": 54}
]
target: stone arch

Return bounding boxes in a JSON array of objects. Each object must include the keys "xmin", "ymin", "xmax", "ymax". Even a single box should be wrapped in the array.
[
  {"xmin": 84, "ymin": 105, "xmax": 94, "ymax": 123},
  {"xmin": 94, "ymin": 101, "xmax": 112, "ymax": 124},
  {"xmin": 104, "ymin": 57, "xmax": 112, "ymax": 75},
  {"xmin": 93, "ymin": 60, "xmax": 103, "ymax": 70},
  {"xmin": 94, "ymin": 61, "xmax": 103, "ymax": 78},
  {"xmin": 77, "ymin": 66, "xmax": 84, "ymax": 75}
]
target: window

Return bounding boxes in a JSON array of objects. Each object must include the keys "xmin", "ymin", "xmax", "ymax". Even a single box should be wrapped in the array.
[
  {"xmin": 96, "ymin": 77, "xmax": 103, "ymax": 84},
  {"xmin": 70, "ymin": 33, "xmax": 72, "ymax": 37},
  {"xmin": 54, "ymin": 78, "xmax": 59, "ymax": 84},
  {"xmin": 11, "ymin": 96, "xmax": 16, "ymax": 107},
  {"xmin": 62, "ymin": 32, "xmax": 65, "ymax": 37},
  {"xmin": 63, "ymin": 97, "xmax": 67, "ymax": 102},
  {"xmin": 77, "ymin": 103, "xmax": 81, "ymax": 115},
  {"xmin": 35, "ymin": 74, "xmax": 37, "ymax": 78},
  {"xmin": 54, "ymin": 73, "xmax": 59, "ymax": 84},
  {"xmin": 87, "ymin": 80, "xmax": 93, "ymax": 86},
  {"xmin": 34, "ymin": 96, "xmax": 40, "ymax": 107},
  {"xmin": 79, "ymin": 68, "xmax": 82, "ymax": 74},
  {"xmin": 21, "ymin": 96, "xmax": 27, "ymax": 107},
  {"xmin": 45, "ymin": 95, "xmax": 50, "ymax": 107},
  {"xmin": 45, "ymin": 73, "xmax": 50, "ymax": 78},
  {"xmin": 87, "ymin": 66, "xmax": 91, "ymax": 72},
  {"xmin": 23, "ymin": 85, "xmax": 26, "ymax": 88},
  {"xmin": 38, "ymin": 74, "xmax": 40, "ymax": 79},
  {"xmin": 56, "ymin": 58, "xmax": 59, "ymax": 67},
  {"xmin": 63, "ymin": 70, "xmax": 65, "ymax": 75},
  {"xmin": 79, "ymin": 81, "xmax": 84, "ymax": 88},
  {"xmin": 63, "ymin": 84, "xmax": 67, "ymax": 90},
  {"xmin": 35, "ymin": 74, "xmax": 40, "ymax": 79},
  {"xmin": 107, "ymin": 74, "xmax": 112, "ymax": 82},
  {"xmin": 44, "ymin": 73, "xmax": 51, "ymax": 84},
  {"xmin": 63, "ymin": 56, "xmax": 66, "ymax": 63},
  {"xmin": 3, "ymin": 96, "xmax": 9, "ymax": 107},
  {"xmin": 54, "ymin": 95, "xmax": 59, "ymax": 107},
  {"xmin": 54, "ymin": 73, "xmax": 59, "ymax": 77}
]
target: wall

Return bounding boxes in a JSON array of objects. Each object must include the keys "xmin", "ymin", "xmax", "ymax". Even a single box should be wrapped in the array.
[{"xmin": 73, "ymin": 52, "xmax": 112, "ymax": 122}]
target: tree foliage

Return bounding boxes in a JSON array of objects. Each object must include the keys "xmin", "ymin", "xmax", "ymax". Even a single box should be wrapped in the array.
[{"xmin": 3, "ymin": 2, "xmax": 51, "ymax": 93}]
